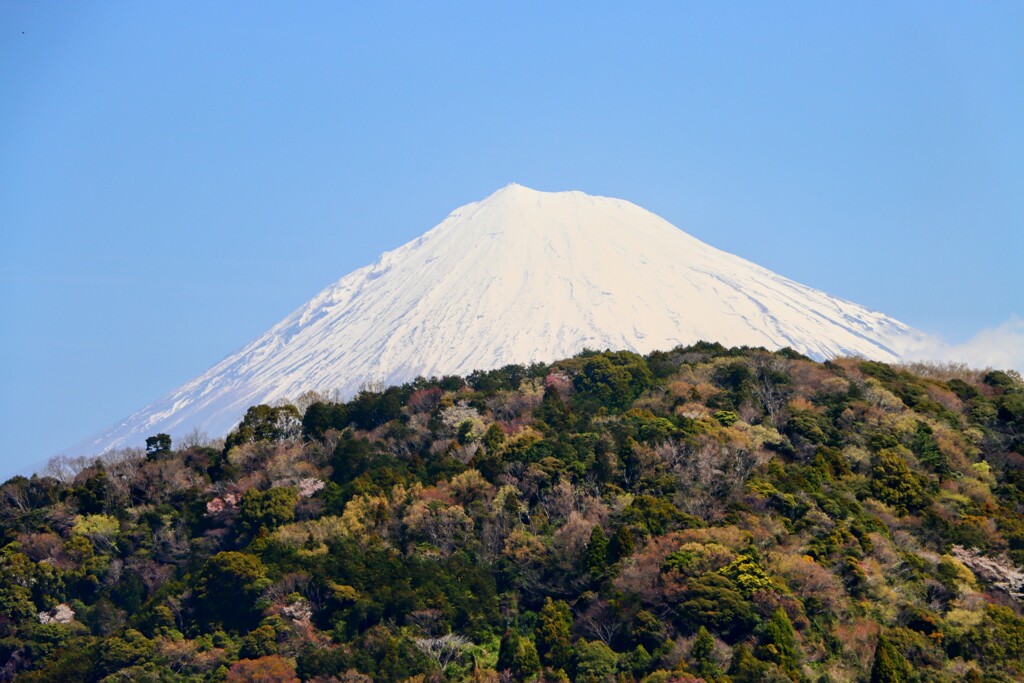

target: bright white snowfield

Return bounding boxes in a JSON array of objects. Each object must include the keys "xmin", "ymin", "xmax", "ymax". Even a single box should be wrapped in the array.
[{"xmin": 72, "ymin": 184, "xmax": 928, "ymax": 454}]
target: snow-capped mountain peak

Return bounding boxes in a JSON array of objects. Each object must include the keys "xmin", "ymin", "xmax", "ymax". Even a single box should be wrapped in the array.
[{"xmin": 70, "ymin": 184, "xmax": 927, "ymax": 454}]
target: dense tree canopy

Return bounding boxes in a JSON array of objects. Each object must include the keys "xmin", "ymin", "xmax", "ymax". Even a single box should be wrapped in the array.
[{"xmin": 1, "ymin": 346, "xmax": 1023, "ymax": 681}]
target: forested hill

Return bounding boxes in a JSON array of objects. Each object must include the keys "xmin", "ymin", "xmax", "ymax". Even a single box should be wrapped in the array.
[{"xmin": 2, "ymin": 343, "xmax": 1024, "ymax": 682}]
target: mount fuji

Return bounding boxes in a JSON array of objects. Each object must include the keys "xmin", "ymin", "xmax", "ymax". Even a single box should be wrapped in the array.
[{"xmin": 71, "ymin": 184, "xmax": 927, "ymax": 454}]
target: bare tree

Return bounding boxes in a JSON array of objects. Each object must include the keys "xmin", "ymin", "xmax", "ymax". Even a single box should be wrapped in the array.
[
  {"xmin": 408, "ymin": 608, "xmax": 445, "ymax": 636},
  {"xmin": 662, "ymin": 438, "xmax": 763, "ymax": 520},
  {"xmin": 43, "ymin": 454, "xmax": 93, "ymax": 484},
  {"xmin": 414, "ymin": 633, "xmax": 472, "ymax": 670},
  {"xmin": 750, "ymin": 353, "xmax": 791, "ymax": 426},
  {"xmin": 0, "ymin": 479, "xmax": 31, "ymax": 513},
  {"xmin": 575, "ymin": 599, "xmax": 621, "ymax": 646},
  {"xmin": 100, "ymin": 448, "xmax": 146, "ymax": 500},
  {"xmin": 293, "ymin": 390, "xmax": 327, "ymax": 414},
  {"xmin": 359, "ymin": 379, "xmax": 386, "ymax": 394},
  {"xmin": 178, "ymin": 427, "xmax": 211, "ymax": 449},
  {"xmin": 951, "ymin": 546, "xmax": 1024, "ymax": 601}
]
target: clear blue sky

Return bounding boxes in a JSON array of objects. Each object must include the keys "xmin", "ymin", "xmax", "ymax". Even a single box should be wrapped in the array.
[{"xmin": 2, "ymin": 2, "xmax": 1022, "ymax": 476}]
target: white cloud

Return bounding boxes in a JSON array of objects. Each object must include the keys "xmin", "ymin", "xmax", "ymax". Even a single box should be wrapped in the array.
[{"xmin": 905, "ymin": 316, "xmax": 1024, "ymax": 375}]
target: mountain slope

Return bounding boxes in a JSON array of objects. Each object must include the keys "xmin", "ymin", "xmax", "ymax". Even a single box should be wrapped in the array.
[{"xmin": 71, "ymin": 184, "xmax": 927, "ymax": 453}]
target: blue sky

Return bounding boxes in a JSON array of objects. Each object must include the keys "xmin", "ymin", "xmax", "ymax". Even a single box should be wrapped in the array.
[{"xmin": 1, "ymin": 2, "xmax": 1022, "ymax": 476}]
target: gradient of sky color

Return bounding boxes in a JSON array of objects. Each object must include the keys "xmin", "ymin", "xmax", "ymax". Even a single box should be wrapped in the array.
[{"xmin": 2, "ymin": 2, "xmax": 1022, "ymax": 477}]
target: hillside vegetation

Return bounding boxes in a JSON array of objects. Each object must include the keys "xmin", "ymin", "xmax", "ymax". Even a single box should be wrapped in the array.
[{"xmin": 2, "ymin": 343, "xmax": 1023, "ymax": 682}]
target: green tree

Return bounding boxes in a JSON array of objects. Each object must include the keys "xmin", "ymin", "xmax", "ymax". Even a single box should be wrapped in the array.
[
  {"xmin": 572, "ymin": 351, "xmax": 652, "ymax": 411},
  {"xmin": 71, "ymin": 513, "xmax": 120, "ymax": 551},
  {"xmin": 998, "ymin": 390, "xmax": 1024, "ymax": 437},
  {"xmin": 585, "ymin": 525, "xmax": 609, "ymax": 575},
  {"xmin": 621, "ymin": 494, "xmax": 688, "ymax": 536},
  {"xmin": 718, "ymin": 554, "xmax": 775, "ymax": 598},
  {"xmin": 608, "ymin": 525, "xmax": 635, "ymax": 563},
  {"xmin": 785, "ymin": 410, "xmax": 835, "ymax": 447},
  {"xmin": 301, "ymin": 401, "xmax": 349, "ymax": 441},
  {"xmin": 110, "ymin": 569, "xmax": 145, "ymax": 613},
  {"xmin": 951, "ymin": 604, "xmax": 1024, "ymax": 676},
  {"xmin": 535, "ymin": 598, "xmax": 573, "ymax": 671},
  {"xmin": 497, "ymin": 628, "xmax": 540, "ymax": 679},
  {"xmin": 869, "ymin": 447, "xmax": 928, "ymax": 513},
  {"xmin": 691, "ymin": 626, "xmax": 723, "ymax": 680},
  {"xmin": 677, "ymin": 573, "xmax": 758, "ymax": 639},
  {"xmin": 727, "ymin": 644, "xmax": 770, "ymax": 683},
  {"xmin": 241, "ymin": 624, "xmax": 279, "ymax": 658},
  {"xmin": 631, "ymin": 610, "xmax": 667, "ymax": 652},
  {"xmin": 238, "ymin": 486, "xmax": 297, "ymax": 536},
  {"xmin": 195, "ymin": 551, "xmax": 270, "ymax": 632},
  {"xmin": 347, "ymin": 386, "xmax": 405, "ymax": 431},
  {"xmin": 97, "ymin": 628, "xmax": 156, "ymax": 675},
  {"xmin": 0, "ymin": 581, "xmax": 36, "ymax": 627},
  {"xmin": 72, "ymin": 469, "xmax": 112, "ymax": 514},
  {"xmin": 483, "ymin": 423, "xmax": 506, "ymax": 453},
  {"xmin": 225, "ymin": 404, "xmax": 302, "ymax": 449},
  {"xmin": 713, "ymin": 361, "xmax": 754, "ymax": 407},
  {"xmin": 145, "ymin": 433, "xmax": 172, "ymax": 457},
  {"xmin": 911, "ymin": 422, "xmax": 951, "ymax": 480},
  {"xmin": 330, "ymin": 430, "xmax": 376, "ymax": 485},
  {"xmin": 572, "ymin": 639, "xmax": 618, "ymax": 682},
  {"xmin": 755, "ymin": 608, "xmax": 797, "ymax": 673},
  {"xmin": 869, "ymin": 633, "xmax": 912, "ymax": 683},
  {"xmin": 536, "ymin": 386, "xmax": 571, "ymax": 431}
]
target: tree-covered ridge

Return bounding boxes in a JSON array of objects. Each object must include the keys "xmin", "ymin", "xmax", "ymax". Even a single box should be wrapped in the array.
[{"xmin": 2, "ymin": 343, "xmax": 1023, "ymax": 682}]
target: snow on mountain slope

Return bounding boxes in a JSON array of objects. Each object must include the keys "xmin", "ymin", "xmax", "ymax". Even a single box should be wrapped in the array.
[{"xmin": 70, "ymin": 184, "xmax": 928, "ymax": 454}]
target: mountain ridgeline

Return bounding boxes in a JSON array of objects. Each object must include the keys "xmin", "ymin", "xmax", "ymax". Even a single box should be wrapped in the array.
[
  {"xmin": 72, "ymin": 184, "xmax": 928, "ymax": 456},
  {"xmin": 3, "ymin": 343, "xmax": 1024, "ymax": 682}
]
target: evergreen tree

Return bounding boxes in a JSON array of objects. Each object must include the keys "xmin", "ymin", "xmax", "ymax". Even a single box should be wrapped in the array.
[
  {"xmin": 585, "ymin": 525, "xmax": 609, "ymax": 575},
  {"xmin": 756, "ymin": 608, "xmax": 797, "ymax": 673},
  {"xmin": 145, "ymin": 433, "xmax": 172, "ymax": 457},
  {"xmin": 870, "ymin": 633, "xmax": 912, "ymax": 683},
  {"xmin": 727, "ymin": 644, "xmax": 769, "ymax": 683},
  {"xmin": 536, "ymin": 386, "xmax": 571, "ymax": 431},
  {"xmin": 498, "ymin": 628, "xmax": 540, "ymax": 679},
  {"xmin": 483, "ymin": 422, "xmax": 506, "ymax": 453},
  {"xmin": 870, "ymin": 447, "xmax": 928, "ymax": 513},
  {"xmin": 608, "ymin": 524, "xmax": 635, "ymax": 563},
  {"xmin": 238, "ymin": 486, "xmax": 298, "ymax": 536},
  {"xmin": 911, "ymin": 421, "xmax": 952, "ymax": 480},
  {"xmin": 535, "ymin": 598, "xmax": 573, "ymax": 671},
  {"xmin": 572, "ymin": 639, "xmax": 618, "ymax": 682},
  {"xmin": 195, "ymin": 551, "xmax": 270, "ymax": 632},
  {"xmin": 691, "ymin": 626, "xmax": 722, "ymax": 680}
]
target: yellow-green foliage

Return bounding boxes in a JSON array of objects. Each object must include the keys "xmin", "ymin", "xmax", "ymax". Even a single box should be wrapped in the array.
[
  {"xmin": 271, "ymin": 515, "xmax": 347, "ymax": 552},
  {"xmin": 339, "ymin": 493, "xmax": 392, "ymax": 541},
  {"xmin": 718, "ymin": 554, "xmax": 778, "ymax": 597},
  {"xmin": 71, "ymin": 513, "xmax": 120, "ymax": 548}
]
